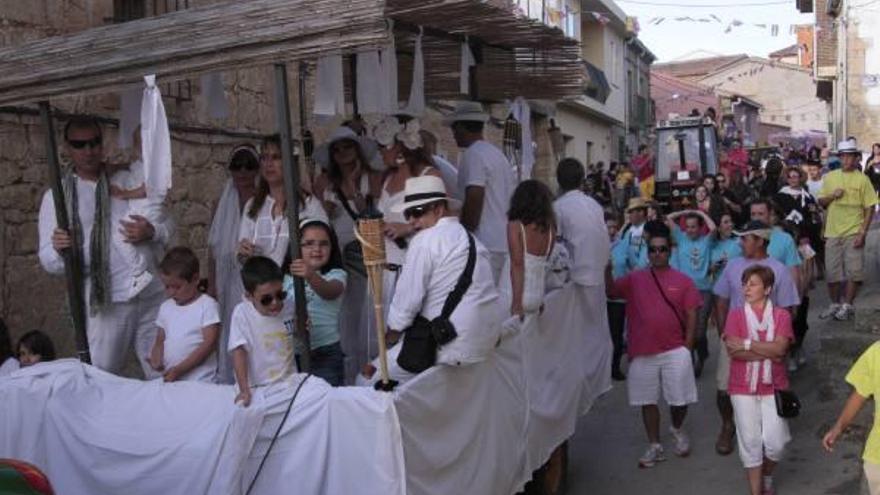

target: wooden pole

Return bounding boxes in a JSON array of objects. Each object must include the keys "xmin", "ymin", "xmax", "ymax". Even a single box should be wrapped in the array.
[
  {"xmin": 273, "ymin": 63, "xmax": 310, "ymax": 372},
  {"xmin": 39, "ymin": 102, "xmax": 91, "ymax": 364},
  {"xmin": 298, "ymin": 61, "xmax": 315, "ymax": 188}
]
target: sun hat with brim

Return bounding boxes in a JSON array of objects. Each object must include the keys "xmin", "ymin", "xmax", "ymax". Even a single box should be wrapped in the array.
[
  {"xmin": 442, "ymin": 101, "xmax": 490, "ymax": 126},
  {"xmin": 391, "ymin": 176, "xmax": 461, "ymax": 213},
  {"xmin": 626, "ymin": 197, "xmax": 649, "ymax": 213},
  {"xmin": 734, "ymin": 220, "xmax": 771, "ymax": 240},
  {"xmin": 836, "ymin": 138, "xmax": 862, "ymax": 155},
  {"xmin": 313, "ymin": 126, "xmax": 382, "ymax": 171}
]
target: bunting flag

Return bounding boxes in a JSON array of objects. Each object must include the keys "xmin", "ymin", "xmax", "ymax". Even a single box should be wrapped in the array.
[
  {"xmin": 710, "ymin": 14, "xmax": 722, "ymax": 23},
  {"xmin": 592, "ymin": 12, "xmax": 610, "ymax": 25}
]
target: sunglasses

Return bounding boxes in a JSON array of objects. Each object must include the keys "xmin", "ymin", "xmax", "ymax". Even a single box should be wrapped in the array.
[
  {"xmin": 68, "ymin": 137, "xmax": 102, "ymax": 150},
  {"xmin": 648, "ymin": 245, "xmax": 670, "ymax": 254},
  {"xmin": 229, "ymin": 160, "xmax": 259, "ymax": 172},
  {"xmin": 258, "ymin": 290, "xmax": 287, "ymax": 307},
  {"xmin": 302, "ymin": 239, "xmax": 331, "ymax": 249},
  {"xmin": 404, "ymin": 204, "xmax": 431, "ymax": 220}
]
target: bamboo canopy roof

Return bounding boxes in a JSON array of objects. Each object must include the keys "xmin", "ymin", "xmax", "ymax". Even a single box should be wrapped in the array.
[
  {"xmin": 0, "ymin": 0, "xmax": 389, "ymax": 105},
  {"xmin": 0, "ymin": 0, "xmax": 582, "ymax": 105}
]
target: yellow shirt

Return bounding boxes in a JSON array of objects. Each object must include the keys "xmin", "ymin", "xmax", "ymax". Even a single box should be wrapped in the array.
[
  {"xmin": 818, "ymin": 169, "xmax": 878, "ymax": 238},
  {"xmin": 846, "ymin": 342, "xmax": 880, "ymax": 464}
]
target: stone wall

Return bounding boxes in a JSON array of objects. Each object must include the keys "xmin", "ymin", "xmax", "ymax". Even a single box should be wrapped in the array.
[{"xmin": 846, "ymin": 7, "xmax": 880, "ymax": 148}]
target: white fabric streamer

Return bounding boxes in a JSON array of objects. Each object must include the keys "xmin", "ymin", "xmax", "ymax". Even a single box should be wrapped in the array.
[
  {"xmin": 118, "ymin": 87, "xmax": 142, "ymax": 149},
  {"xmin": 744, "ymin": 300, "xmax": 775, "ymax": 393},
  {"xmin": 510, "ymin": 97, "xmax": 534, "ymax": 180},
  {"xmin": 200, "ymin": 72, "xmax": 229, "ymax": 120},
  {"xmin": 382, "ymin": 20, "xmax": 399, "ymax": 113},
  {"xmin": 314, "ymin": 54, "xmax": 345, "ymax": 117},
  {"xmin": 460, "ymin": 37, "xmax": 476, "ymax": 95},
  {"xmin": 357, "ymin": 50, "xmax": 385, "ymax": 114},
  {"xmin": 140, "ymin": 75, "xmax": 172, "ymax": 198},
  {"xmin": 404, "ymin": 27, "xmax": 425, "ymax": 115}
]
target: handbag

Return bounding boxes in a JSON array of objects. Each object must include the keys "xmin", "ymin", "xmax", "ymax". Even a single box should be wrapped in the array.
[
  {"xmin": 336, "ymin": 188, "xmax": 370, "ymax": 277},
  {"xmin": 397, "ymin": 230, "xmax": 476, "ymax": 373},
  {"xmin": 774, "ymin": 389, "xmax": 801, "ymax": 418}
]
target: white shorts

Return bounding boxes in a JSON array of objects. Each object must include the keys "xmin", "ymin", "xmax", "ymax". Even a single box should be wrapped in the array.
[
  {"xmin": 716, "ymin": 346, "xmax": 731, "ymax": 391},
  {"xmin": 730, "ymin": 394, "xmax": 791, "ymax": 468},
  {"xmin": 627, "ymin": 347, "xmax": 698, "ymax": 407}
]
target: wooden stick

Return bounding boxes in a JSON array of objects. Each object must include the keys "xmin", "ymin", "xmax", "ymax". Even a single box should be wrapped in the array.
[{"xmin": 366, "ymin": 264, "xmax": 391, "ymax": 385}]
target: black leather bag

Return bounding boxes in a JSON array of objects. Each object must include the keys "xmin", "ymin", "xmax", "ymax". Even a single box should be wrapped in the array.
[
  {"xmin": 774, "ymin": 389, "xmax": 801, "ymax": 418},
  {"xmin": 397, "ymin": 231, "xmax": 476, "ymax": 373}
]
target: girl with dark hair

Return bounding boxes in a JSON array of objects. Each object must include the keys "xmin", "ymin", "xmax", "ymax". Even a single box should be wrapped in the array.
[
  {"xmin": 208, "ymin": 144, "xmax": 259, "ymax": 383},
  {"xmin": 17, "ymin": 330, "xmax": 56, "ymax": 367},
  {"xmin": 237, "ymin": 136, "xmax": 328, "ymax": 268},
  {"xmin": 504, "ymin": 180, "xmax": 556, "ymax": 318},
  {"xmin": 283, "ymin": 219, "xmax": 347, "ymax": 386},
  {"xmin": 0, "ymin": 318, "xmax": 19, "ymax": 376},
  {"xmin": 865, "ymin": 143, "xmax": 880, "ymax": 195}
]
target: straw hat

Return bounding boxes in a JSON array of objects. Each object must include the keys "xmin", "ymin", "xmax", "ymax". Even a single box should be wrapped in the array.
[
  {"xmin": 626, "ymin": 197, "xmax": 649, "ymax": 213},
  {"xmin": 391, "ymin": 176, "xmax": 461, "ymax": 213},
  {"xmin": 836, "ymin": 138, "xmax": 861, "ymax": 155},
  {"xmin": 442, "ymin": 101, "xmax": 490, "ymax": 126},
  {"xmin": 312, "ymin": 126, "xmax": 382, "ymax": 171}
]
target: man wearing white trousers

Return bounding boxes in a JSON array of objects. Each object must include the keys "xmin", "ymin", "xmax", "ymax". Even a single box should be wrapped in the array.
[{"xmin": 38, "ymin": 116, "xmax": 172, "ymax": 377}]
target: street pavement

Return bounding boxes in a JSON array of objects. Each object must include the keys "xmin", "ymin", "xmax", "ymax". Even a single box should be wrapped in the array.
[{"xmin": 566, "ymin": 227, "xmax": 880, "ymax": 494}]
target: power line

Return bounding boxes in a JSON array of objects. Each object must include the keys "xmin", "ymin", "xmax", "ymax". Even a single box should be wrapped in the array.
[{"xmin": 618, "ymin": 0, "xmax": 790, "ymax": 7}]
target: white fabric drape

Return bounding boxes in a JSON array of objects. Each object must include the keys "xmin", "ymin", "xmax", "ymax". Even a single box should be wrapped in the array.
[
  {"xmin": 404, "ymin": 27, "xmax": 425, "ymax": 116},
  {"xmin": 314, "ymin": 54, "xmax": 345, "ymax": 117},
  {"xmin": 200, "ymin": 72, "xmax": 229, "ymax": 120},
  {"xmin": 382, "ymin": 20, "xmax": 400, "ymax": 114},
  {"xmin": 744, "ymin": 301, "xmax": 775, "ymax": 393},
  {"xmin": 356, "ymin": 50, "xmax": 385, "ymax": 114},
  {"xmin": 140, "ymin": 75, "xmax": 172, "ymax": 198},
  {"xmin": 118, "ymin": 87, "xmax": 142, "ymax": 149},
  {"xmin": 460, "ymin": 37, "xmax": 476, "ymax": 95},
  {"xmin": 509, "ymin": 97, "xmax": 535, "ymax": 180}
]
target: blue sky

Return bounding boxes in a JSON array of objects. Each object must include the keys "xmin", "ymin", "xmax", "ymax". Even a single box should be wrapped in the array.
[{"xmin": 614, "ymin": 0, "xmax": 815, "ymax": 62}]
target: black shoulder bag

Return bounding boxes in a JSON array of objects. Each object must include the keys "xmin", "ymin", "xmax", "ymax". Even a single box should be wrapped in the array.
[{"xmin": 397, "ymin": 231, "xmax": 477, "ymax": 373}]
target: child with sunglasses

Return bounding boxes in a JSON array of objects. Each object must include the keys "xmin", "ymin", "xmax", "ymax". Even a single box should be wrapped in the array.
[
  {"xmin": 282, "ymin": 220, "xmax": 347, "ymax": 386},
  {"xmin": 107, "ymin": 126, "xmax": 171, "ymax": 299},
  {"xmin": 228, "ymin": 256, "xmax": 297, "ymax": 407}
]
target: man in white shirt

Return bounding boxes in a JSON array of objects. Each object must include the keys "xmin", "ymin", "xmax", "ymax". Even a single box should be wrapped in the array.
[
  {"xmin": 805, "ymin": 160, "xmax": 824, "ymax": 199},
  {"xmin": 361, "ymin": 176, "xmax": 503, "ymax": 385},
  {"xmin": 553, "ymin": 158, "xmax": 614, "ymax": 386},
  {"xmin": 38, "ymin": 116, "xmax": 173, "ymax": 377},
  {"xmin": 446, "ymin": 101, "xmax": 515, "ymax": 285}
]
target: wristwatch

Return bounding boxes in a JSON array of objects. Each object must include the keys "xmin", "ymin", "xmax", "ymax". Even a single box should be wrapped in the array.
[{"xmin": 744, "ymin": 339, "xmax": 752, "ymax": 351}]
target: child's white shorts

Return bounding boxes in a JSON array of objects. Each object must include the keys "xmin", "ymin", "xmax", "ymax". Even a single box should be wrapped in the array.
[
  {"xmin": 627, "ymin": 346, "xmax": 698, "ymax": 407},
  {"xmin": 730, "ymin": 393, "xmax": 791, "ymax": 468}
]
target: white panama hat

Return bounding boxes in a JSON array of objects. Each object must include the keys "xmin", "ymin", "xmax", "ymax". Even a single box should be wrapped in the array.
[
  {"xmin": 312, "ymin": 126, "xmax": 383, "ymax": 171},
  {"xmin": 442, "ymin": 101, "xmax": 490, "ymax": 126},
  {"xmin": 391, "ymin": 175, "xmax": 461, "ymax": 213},
  {"xmin": 836, "ymin": 138, "xmax": 862, "ymax": 155}
]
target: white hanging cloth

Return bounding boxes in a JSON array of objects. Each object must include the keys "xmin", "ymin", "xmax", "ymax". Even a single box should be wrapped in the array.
[
  {"xmin": 404, "ymin": 27, "xmax": 425, "ymax": 116},
  {"xmin": 460, "ymin": 37, "xmax": 476, "ymax": 95},
  {"xmin": 510, "ymin": 97, "xmax": 534, "ymax": 180},
  {"xmin": 141, "ymin": 75, "xmax": 173, "ymax": 198},
  {"xmin": 314, "ymin": 54, "xmax": 345, "ymax": 117},
  {"xmin": 117, "ymin": 87, "xmax": 142, "ymax": 149},
  {"xmin": 357, "ymin": 50, "xmax": 385, "ymax": 114},
  {"xmin": 381, "ymin": 20, "xmax": 400, "ymax": 114},
  {"xmin": 200, "ymin": 72, "xmax": 229, "ymax": 120}
]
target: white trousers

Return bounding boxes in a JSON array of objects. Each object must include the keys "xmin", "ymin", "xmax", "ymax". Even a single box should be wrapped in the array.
[
  {"xmin": 86, "ymin": 284, "xmax": 164, "ymax": 378},
  {"xmin": 730, "ymin": 394, "xmax": 791, "ymax": 468}
]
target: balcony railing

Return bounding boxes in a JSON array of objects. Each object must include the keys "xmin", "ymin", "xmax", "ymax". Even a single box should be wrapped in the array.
[{"xmin": 512, "ymin": 0, "xmax": 578, "ymax": 38}]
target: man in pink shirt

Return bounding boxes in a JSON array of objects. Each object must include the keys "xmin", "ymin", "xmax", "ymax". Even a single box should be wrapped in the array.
[{"xmin": 606, "ymin": 222, "xmax": 702, "ymax": 468}]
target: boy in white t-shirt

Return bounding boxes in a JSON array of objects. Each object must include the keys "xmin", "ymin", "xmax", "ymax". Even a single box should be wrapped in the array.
[
  {"xmin": 110, "ymin": 127, "xmax": 169, "ymax": 298},
  {"xmin": 229, "ymin": 256, "xmax": 297, "ymax": 407},
  {"xmin": 148, "ymin": 247, "xmax": 220, "ymax": 383}
]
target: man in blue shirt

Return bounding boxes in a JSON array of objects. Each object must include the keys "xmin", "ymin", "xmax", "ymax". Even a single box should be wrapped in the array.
[
  {"xmin": 611, "ymin": 198, "xmax": 650, "ymax": 279},
  {"xmin": 665, "ymin": 209, "xmax": 717, "ymax": 377}
]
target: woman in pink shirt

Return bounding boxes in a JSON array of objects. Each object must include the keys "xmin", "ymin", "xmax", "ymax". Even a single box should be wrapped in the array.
[{"xmin": 723, "ymin": 265, "xmax": 794, "ymax": 495}]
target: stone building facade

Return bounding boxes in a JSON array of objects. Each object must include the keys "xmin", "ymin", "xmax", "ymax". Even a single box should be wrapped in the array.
[{"xmin": 0, "ymin": 1, "xmax": 562, "ymax": 357}]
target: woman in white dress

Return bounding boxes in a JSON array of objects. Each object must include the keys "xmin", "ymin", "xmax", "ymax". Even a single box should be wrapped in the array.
[
  {"xmin": 206, "ymin": 145, "xmax": 259, "ymax": 383},
  {"xmin": 237, "ymin": 136, "xmax": 328, "ymax": 267},
  {"xmin": 502, "ymin": 180, "xmax": 555, "ymax": 319}
]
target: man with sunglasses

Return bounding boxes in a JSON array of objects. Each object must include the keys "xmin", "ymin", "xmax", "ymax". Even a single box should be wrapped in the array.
[
  {"xmin": 605, "ymin": 221, "xmax": 701, "ymax": 468},
  {"xmin": 38, "ymin": 116, "xmax": 172, "ymax": 377},
  {"xmin": 362, "ymin": 176, "xmax": 502, "ymax": 385}
]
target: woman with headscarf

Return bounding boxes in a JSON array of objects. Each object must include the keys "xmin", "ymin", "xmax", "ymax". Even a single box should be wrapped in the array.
[{"xmin": 207, "ymin": 144, "xmax": 259, "ymax": 383}]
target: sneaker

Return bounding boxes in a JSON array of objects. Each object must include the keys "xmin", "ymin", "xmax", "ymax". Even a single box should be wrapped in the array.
[
  {"xmin": 762, "ymin": 475, "xmax": 774, "ymax": 495},
  {"xmin": 833, "ymin": 303, "xmax": 854, "ymax": 321},
  {"xmin": 129, "ymin": 270, "xmax": 154, "ymax": 299},
  {"xmin": 669, "ymin": 426, "xmax": 691, "ymax": 457},
  {"xmin": 638, "ymin": 443, "xmax": 666, "ymax": 468},
  {"xmin": 819, "ymin": 303, "xmax": 841, "ymax": 320}
]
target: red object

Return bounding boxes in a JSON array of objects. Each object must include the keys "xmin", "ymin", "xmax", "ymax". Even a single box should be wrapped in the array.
[
  {"xmin": 632, "ymin": 153, "xmax": 654, "ymax": 181},
  {"xmin": 0, "ymin": 459, "xmax": 55, "ymax": 495},
  {"xmin": 724, "ymin": 307, "xmax": 794, "ymax": 395}
]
